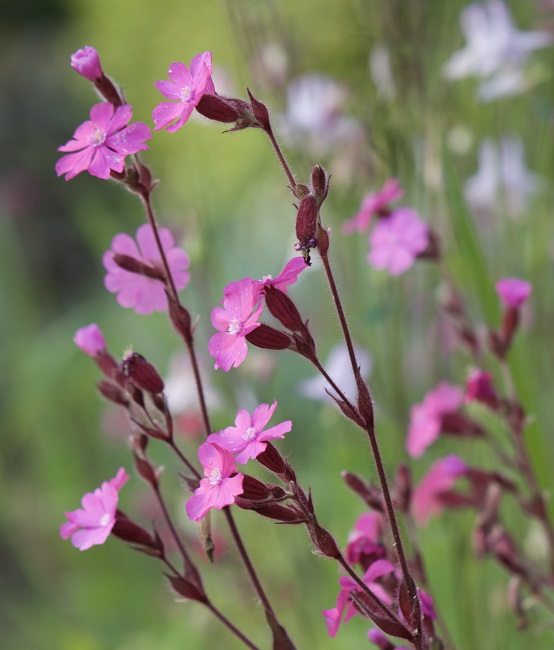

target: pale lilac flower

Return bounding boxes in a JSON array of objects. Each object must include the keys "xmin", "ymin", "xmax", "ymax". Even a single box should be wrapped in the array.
[
  {"xmin": 70, "ymin": 46, "xmax": 103, "ymax": 81},
  {"xmin": 60, "ymin": 468, "xmax": 129, "ymax": 550},
  {"xmin": 323, "ymin": 559, "xmax": 395, "ymax": 637},
  {"xmin": 342, "ymin": 179, "xmax": 403, "ymax": 234},
  {"xmin": 103, "ymin": 224, "xmax": 190, "ymax": 315},
  {"xmin": 465, "ymin": 138, "xmax": 541, "ymax": 216},
  {"xmin": 164, "ymin": 352, "xmax": 221, "ymax": 416},
  {"xmin": 299, "ymin": 342, "xmax": 372, "ymax": 405},
  {"xmin": 153, "ymin": 51, "xmax": 215, "ymax": 132},
  {"xmin": 369, "ymin": 46, "xmax": 397, "ymax": 102},
  {"xmin": 284, "ymin": 74, "xmax": 347, "ymax": 135},
  {"xmin": 443, "ymin": 1, "xmax": 552, "ymax": 101},
  {"xmin": 56, "ymin": 103, "xmax": 151, "ymax": 181},
  {"xmin": 208, "ymin": 278, "xmax": 263, "ymax": 371},
  {"xmin": 185, "ymin": 443, "xmax": 244, "ymax": 522},
  {"xmin": 345, "ymin": 511, "xmax": 384, "ymax": 566},
  {"xmin": 367, "ymin": 208, "xmax": 429, "ymax": 275},
  {"xmin": 74, "ymin": 324, "xmax": 106, "ymax": 357},
  {"xmin": 496, "ymin": 277, "xmax": 532, "ymax": 309},
  {"xmin": 411, "ymin": 455, "xmax": 467, "ymax": 526},
  {"xmin": 406, "ymin": 382, "xmax": 464, "ymax": 458},
  {"xmin": 208, "ymin": 401, "xmax": 291, "ymax": 464}
]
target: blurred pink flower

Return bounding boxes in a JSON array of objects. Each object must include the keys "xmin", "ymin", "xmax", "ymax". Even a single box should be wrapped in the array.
[
  {"xmin": 208, "ymin": 278, "xmax": 263, "ymax": 371},
  {"xmin": 153, "ymin": 51, "xmax": 215, "ymax": 132},
  {"xmin": 342, "ymin": 179, "xmax": 403, "ymax": 234},
  {"xmin": 323, "ymin": 559, "xmax": 395, "ymax": 637},
  {"xmin": 70, "ymin": 45, "xmax": 103, "ymax": 81},
  {"xmin": 185, "ymin": 443, "xmax": 244, "ymax": 522},
  {"xmin": 103, "ymin": 224, "xmax": 190, "ymax": 315},
  {"xmin": 208, "ymin": 401, "xmax": 292, "ymax": 464},
  {"xmin": 56, "ymin": 103, "xmax": 151, "ymax": 181},
  {"xmin": 495, "ymin": 277, "xmax": 531, "ymax": 309},
  {"xmin": 74, "ymin": 324, "xmax": 106, "ymax": 357},
  {"xmin": 367, "ymin": 208, "xmax": 429, "ymax": 275},
  {"xmin": 406, "ymin": 382, "xmax": 464, "ymax": 458},
  {"xmin": 345, "ymin": 511, "xmax": 385, "ymax": 566},
  {"xmin": 411, "ymin": 455, "xmax": 467, "ymax": 526},
  {"xmin": 465, "ymin": 368, "xmax": 498, "ymax": 408},
  {"xmin": 60, "ymin": 468, "xmax": 129, "ymax": 550}
]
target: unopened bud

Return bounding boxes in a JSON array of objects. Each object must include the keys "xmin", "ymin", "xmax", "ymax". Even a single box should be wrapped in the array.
[
  {"xmin": 245, "ymin": 323, "xmax": 292, "ymax": 350},
  {"xmin": 112, "ymin": 511, "xmax": 161, "ymax": 552},
  {"xmin": 310, "ymin": 524, "xmax": 340, "ymax": 559},
  {"xmin": 247, "ymin": 88, "xmax": 271, "ymax": 131},
  {"xmin": 394, "ymin": 464, "xmax": 412, "ymax": 512},
  {"xmin": 96, "ymin": 379, "xmax": 129, "ymax": 406},
  {"xmin": 296, "ymin": 194, "xmax": 318, "ymax": 247},
  {"xmin": 167, "ymin": 295, "xmax": 192, "ymax": 341},
  {"xmin": 112, "ymin": 253, "xmax": 165, "ymax": 280},
  {"xmin": 165, "ymin": 573, "xmax": 207, "ymax": 603},
  {"xmin": 134, "ymin": 453, "xmax": 161, "ymax": 487},
  {"xmin": 241, "ymin": 475, "xmax": 273, "ymax": 501},
  {"xmin": 122, "ymin": 352, "xmax": 165, "ymax": 394},
  {"xmin": 311, "ymin": 165, "xmax": 329, "ymax": 205}
]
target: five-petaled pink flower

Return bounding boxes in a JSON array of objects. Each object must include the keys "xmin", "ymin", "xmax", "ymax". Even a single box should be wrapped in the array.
[
  {"xmin": 56, "ymin": 103, "xmax": 151, "ymax": 181},
  {"xmin": 70, "ymin": 45, "xmax": 103, "ymax": 81},
  {"xmin": 60, "ymin": 467, "xmax": 129, "ymax": 550},
  {"xmin": 185, "ymin": 442, "xmax": 244, "ymax": 522},
  {"xmin": 406, "ymin": 382, "xmax": 464, "ymax": 458},
  {"xmin": 208, "ymin": 401, "xmax": 292, "ymax": 464},
  {"xmin": 495, "ymin": 277, "xmax": 531, "ymax": 309},
  {"xmin": 74, "ymin": 324, "xmax": 106, "ymax": 357},
  {"xmin": 208, "ymin": 277, "xmax": 263, "ymax": 371},
  {"xmin": 153, "ymin": 51, "xmax": 215, "ymax": 132},
  {"xmin": 367, "ymin": 208, "xmax": 429, "ymax": 275},
  {"xmin": 322, "ymin": 559, "xmax": 395, "ymax": 637},
  {"xmin": 411, "ymin": 455, "xmax": 467, "ymax": 526},
  {"xmin": 103, "ymin": 223, "xmax": 190, "ymax": 315},
  {"xmin": 342, "ymin": 178, "xmax": 403, "ymax": 234}
]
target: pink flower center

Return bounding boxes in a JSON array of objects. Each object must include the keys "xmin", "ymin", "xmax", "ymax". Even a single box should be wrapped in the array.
[
  {"xmin": 243, "ymin": 426, "xmax": 256, "ymax": 441},
  {"xmin": 93, "ymin": 126, "xmax": 106, "ymax": 146},
  {"xmin": 99, "ymin": 513, "xmax": 111, "ymax": 527},
  {"xmin": 180, "ymin": 86, "xmax": 193, "ymax": 102},
  {"xmin": 227, "ymin": 318, "xmax": 242, "ymax": 335},
  {"xmin": 209, "ymin": 467, "xmax": 222, "ymax": 485}
]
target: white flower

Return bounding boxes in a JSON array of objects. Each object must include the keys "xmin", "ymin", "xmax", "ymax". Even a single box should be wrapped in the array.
[
  {"xmin": 464, "ymin": 137, "xmax": 542, "ymax": 216},
  {"xmin": 443, "ymin": 1, "xmax": 552, "ymax": 100}
]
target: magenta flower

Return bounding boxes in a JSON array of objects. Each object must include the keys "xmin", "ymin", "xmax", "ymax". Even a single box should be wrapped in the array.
[
  {"xmin": 185, "ymin": 443, "xmax": 244, "ymax": 522},
  {"xmin": 208, "ymin": 401, "xmax": 292, "ymax": 464},
  {"xmin": 367, "ymin": 208, "xmax": 429, "ymax": 275},
  {"xmin": 322, "ymin": 559, "xmax": 395, "ymax": 637},
  {"xmin": 70, "ymin": 45, "xmax": 103, "ymax": 81},
  {"xmin": 103, "ymin": 224, "xmax": 190, "ymax": 315},
  {"xmin": 345, "ymin": 511, "xmax": 384, "ymax": 566},
  {"xmin": 60, "ymin": 467, "xmax": 129, "ymax": 550},
  {"xmin": 56, "ymin": 103, "xmax": 151, "ymax": 181},
  {"xmin": 74, "ymin": 324, "xmax": 106, "ymax": 357},
  {"xmin": 342, "ymin": 178, "xmax": 403, "ymax": 234},
  {"xmin": 406, "ymin": 382, "xmax": 464, "ymax": 458},
  {"xmin": 495, "ymin": 277, "xmax": 531, "ymax": 309},
  {"xmin": 411, "ymin": 455, "xmax": 467, "ymax": 526},
  {"xmin": 257, "ymin": 256, "xmax": 308, "ymax": 295},
  {"xmin": 208, "ymin": 278, "xmax": 263, "ymax": 371},
  {"xmin": 153, "ymin": 51, "xmax": 215, "ymax": 132}
]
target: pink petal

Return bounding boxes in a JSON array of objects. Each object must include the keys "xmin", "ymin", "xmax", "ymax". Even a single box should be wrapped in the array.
[
  {"xmin": 165, "ymin": 103, "xmax": 196, "ymax": 132},
  {"xmin": 167, "ymin": 61, "xmax": 192, "ymax": 87},
  {"xmin": 90, "ymin": 102, "xmax": 115, "ymax": 131},
  {"xmin": 106, "ymin": 104, "xmax": 133, "ymax": 136},
  {"xmin": 152, "ymin": 101, "xmax": 188, "ymax": 131},
  {"xmin": 154, "ymin": 79, "xmax": 183, "ymax": 99},
  {"xmin": 55, "ymin": 148, "xmax": 95, "ymax": 180}
]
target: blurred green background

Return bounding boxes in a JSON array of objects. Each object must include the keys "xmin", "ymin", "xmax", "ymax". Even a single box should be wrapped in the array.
[{"xmin": 2, "ymin": 0, "xmax": 554, "ymax": 648}]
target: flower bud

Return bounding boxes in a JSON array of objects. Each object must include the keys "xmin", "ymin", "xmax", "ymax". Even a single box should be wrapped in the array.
[
  {"xmin": 296, "ymin": 194, "xmax": 318, "ymax": 247},
  {"xmin": 96, "ymin": 379, "xmax": 129, "ymax": 406},
  {"xmin": 112, "ymin": 253, "xmax": 165, "ymax": 280},
  {"xmin": 122, "ymin": 351, "xmax": 165, "ymax": 394},
  {"xmin": 165, "ymin": 573, "xmax": 208, "ymax": 603},
  {"xmin": 311, "ymin": 165, "xmax": 329, "ymax": 205},
  {"xmin": 245, "ymin": 323, "xmax": 292, "ymax": 350},
  {"xmin": 70, "ymin": 46, "xmax": 103, "ymax": 81},
  {"xmin": 240, "ymin": 475, "xmax": 273, "ymax": 501},
  {"xmin": 74, "ymin": 323, "xmax": 106, "ymax": 357},
  {"xmin": 247, "ymin": 88, "xmax": 271, "ymax": 131}
]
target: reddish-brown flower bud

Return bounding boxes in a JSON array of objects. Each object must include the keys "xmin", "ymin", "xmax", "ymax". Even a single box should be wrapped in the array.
[
  {"xmin": 235, "ymin": 498, "xmax": 305, "ymax": 523},
  {"xmin": 134, "ymin": 453, "xmax": 162, "ymax": 487},
  {"xmin": 245, "ymin": 323, "xmax": 292, "ymax": 350},
  {"xmin": 122, "ymin": 352, "xmax": 165, "ymax": 394},
  {"xmin": 310, "ymin": 524, "xmax": 340, "ymax": 559},
  {"xmin": 311, "ymin": 165, "xmax": 329, "ymax": 205},
  {"xmin": 96, "ymin": 379, "xmax": 129, "ymax": 406},
  {"xmin": 241, "ymin": 475, "xmax": 273, "ymax": 501},
  {"xmin": 112, "ymin": 511, "xmax": 162, "ymax": 553},
  {"xmin": 342, "ymin": 471, "xmax": 383, "ymax": 511},
  {"xmin": 167, "ymin": 294, "xmax": 192, "ymax": 342},
  {"xmin": 264, "ymin": 286, "xmax": 303, "ymax": 332},
  {"xmin": 441, "ymin": 412, "xmax": 485, "ymax": 437},
  {"xmin": 112, "ymin": 253, "xmax": 165, "ymax": 280},
  {"xmin": 196, "ymin": 93, "xmax": 240, "ymax": 123},
  {"xmin": 296, "ymin": 194, "xmax": 318, "ymax": 247},
  {"xmin": 257, "ymin": 441, "xmax": 286, "ymax": 475},
  {"xmin": 95, "ymin": 350, "xmax": 120, "ymax": 378},
  {"xmin": 394, "ymin": 464, "xmax": 412, "ymax": 512},
  {"xmin": 165, "ymin": 573, "xmax": 208, "ymax": 603},
  {"xmin": 247, "ymin": 88, "xmax": 271, "ymax": 131}
]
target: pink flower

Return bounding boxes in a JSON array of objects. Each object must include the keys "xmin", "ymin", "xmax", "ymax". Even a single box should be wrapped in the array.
[
  {"xmin": 60, "ymin": 468, "xmax": 129, "ymax": 550},
  {"xmin": 411, "ymin": 455, "xmax": 467, "ymax": 526},
  {"xmin": 257, "ymin": 256, "xmax": 308, "ymax": 295},
  {"xmin": 70, "ymin": 46, "xmax": 103, "ymax": 81},
  {"xmin": 495, "ymin": 277, "xmax": 531, "ymax": 309},
  {"xmin": 367, "ymin": 208, "xmax": 429, "ymax": 275},
  {"xmin": 103, "ymin": 224, "xmax": 190, "ymax": 315},
  {"xmin": 406, "ymin": 382, "xmax": 464, "ymax": 458},
  {"xmin": 465, "ymin": 368, "xmax": 498, "ymax": 408},
  {"xmin": 322, "ymin": 559, "xmax": 395, "ymax": 637},
  {"xmin": 56, "ymin": 103, "xmax": 151, "ymax": 181},
  {"xmin": 74, "ymin": 324, "xmax": 106, "ymax": 357},
  {"xmin": 153, "ymin": 51, "xmax": 215, "ymax": 132},
  {"xmin": 208, "ymin": 278, "xmax": 263, "ymax": 371},
  {"xmin": 342, "ymin": 179, "xmax": 403, "ymax": 234},
  {"xmin": 185, "ymin": 443, "xmax": 244, "ymax": 522},
  {"xmin": 208, "ymin": 401, "xmax": 292, "ymax": 464},
  {"xmin": 345, "ymin": 511, "xmax": 384, "ymax": 566}
]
